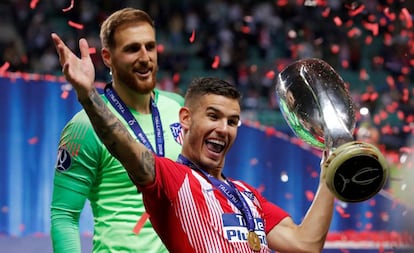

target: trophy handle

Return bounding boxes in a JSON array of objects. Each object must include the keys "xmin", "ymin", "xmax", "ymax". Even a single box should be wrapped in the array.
[{"xmin": 322, "ymin": 141, "xmax": 389, "ymax": 202}]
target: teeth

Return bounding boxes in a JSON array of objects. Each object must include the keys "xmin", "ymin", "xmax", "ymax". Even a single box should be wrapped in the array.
[{"xmin": 208, "ymin": 139, "xmax": 225, "ymax": 146}]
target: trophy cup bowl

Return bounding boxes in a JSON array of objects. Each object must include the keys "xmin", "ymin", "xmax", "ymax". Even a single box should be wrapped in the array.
[{"xmin": 275, "ymin": 58, "xmax": 389, "ymax": 202}]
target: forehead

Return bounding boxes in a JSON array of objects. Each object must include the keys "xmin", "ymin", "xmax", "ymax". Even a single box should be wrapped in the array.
[
  {"xmin": 113, "ymin": 22, "xmax": 155, "ymax": 47},
  {"xmin": 197, "ymin": 94, "xmax": 240, "ymax": 115}
]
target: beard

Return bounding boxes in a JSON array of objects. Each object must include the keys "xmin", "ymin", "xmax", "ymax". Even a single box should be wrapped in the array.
[{"xmin": 113, "ymin": 65, "xmax": 157, "ymax": 94}]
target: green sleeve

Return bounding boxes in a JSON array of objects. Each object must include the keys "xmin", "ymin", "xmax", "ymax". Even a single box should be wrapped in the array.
[
  {"xmin": 50, "ymin": 184, "xmax": 86, "ymax": 253},
  {"xmin": 50, "ymin": 111, "xmax": 101, "ymax": 253}
]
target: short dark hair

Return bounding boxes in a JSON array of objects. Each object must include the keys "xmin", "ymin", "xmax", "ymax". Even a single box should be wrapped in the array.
[
  {"xmin": 100, "ymin": 8, "xmax": 155, "ymax": 49},
  {"xmin": 184, "ymin": 77, "xmax": 241, "ymax": 107}
]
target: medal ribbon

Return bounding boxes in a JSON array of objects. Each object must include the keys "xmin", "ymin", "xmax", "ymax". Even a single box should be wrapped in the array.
[
  {"xmin": 104, "ymin": 84, "xmax": 165, "ymax": 156},
  {"xmin": 177, "ymin": 155, "xmax": 256, "ymax": 232}
]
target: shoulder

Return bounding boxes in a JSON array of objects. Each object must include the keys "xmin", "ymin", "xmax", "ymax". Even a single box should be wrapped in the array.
[
  {"xmin": 154, "ymin": 89, "xmax": 184, "ymax": 106},
  {"xmin": 60, "ymin": 109, "xmax": 101, "ymax": 146}
]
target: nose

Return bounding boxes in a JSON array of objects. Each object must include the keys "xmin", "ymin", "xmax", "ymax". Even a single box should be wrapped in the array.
[
  {"xmin": 138, "ymin": 47, "xmax": 150, "ymax": 63},
  {"xmin": 215, "ymin": 119, "xmax": 229, "ymax": 134}
]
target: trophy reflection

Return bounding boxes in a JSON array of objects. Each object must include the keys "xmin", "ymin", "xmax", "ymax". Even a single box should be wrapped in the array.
[{"xmin": 275, "ymin": 58, "xmax": 389, "ymax": 202}]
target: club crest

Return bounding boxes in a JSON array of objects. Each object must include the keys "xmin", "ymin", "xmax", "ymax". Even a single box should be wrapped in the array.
[{"xmin": 170, "ymin": 122, "xmax": 183, "ymax": 145}]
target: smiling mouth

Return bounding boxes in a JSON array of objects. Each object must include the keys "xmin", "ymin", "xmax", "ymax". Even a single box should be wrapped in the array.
[
  {"xmin": 134, "ymin": 68, "xmax": 152, "ymax": 77},
  {"xmin": 206, "ymin": 139, "xmax": 225, "ymax": 153}
]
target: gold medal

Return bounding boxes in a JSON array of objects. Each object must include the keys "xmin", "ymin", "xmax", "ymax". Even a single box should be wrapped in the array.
[{"xmin": 247, "ymin": 231, "xmax": 261, "ymax": 251}]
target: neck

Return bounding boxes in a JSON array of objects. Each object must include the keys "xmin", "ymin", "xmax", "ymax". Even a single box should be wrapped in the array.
[
  {"xmin": 179, "ymin": 154, "xmax": 225, "ymax": 181},
  {"xmin": 112, "ymin": 82, "xmax": 153, "ymax": 114}
]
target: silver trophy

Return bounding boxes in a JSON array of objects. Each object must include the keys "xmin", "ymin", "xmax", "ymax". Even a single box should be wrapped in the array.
[{"xmin": 275, "ymin": 58, "xmax": 389, "ymax": 202}]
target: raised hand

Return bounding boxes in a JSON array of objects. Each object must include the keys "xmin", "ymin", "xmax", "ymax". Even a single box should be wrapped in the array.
[{"xmin": 51, "ymin": 33, "xmax": 95, "ymax": 99}]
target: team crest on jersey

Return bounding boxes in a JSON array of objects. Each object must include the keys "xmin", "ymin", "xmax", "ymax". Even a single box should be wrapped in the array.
[
  {"xmin": 169, "ymin": 122, "xmax": 183, "ymax": 145},
  {"xmin": 55, "ymin": 147, "xmax": 72, "ymax": 172}
]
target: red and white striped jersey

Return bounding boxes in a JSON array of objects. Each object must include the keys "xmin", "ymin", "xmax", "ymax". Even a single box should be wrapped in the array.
[{"xmin": 139, "ymin": 155, "xmax": 289, "ymax": 253}]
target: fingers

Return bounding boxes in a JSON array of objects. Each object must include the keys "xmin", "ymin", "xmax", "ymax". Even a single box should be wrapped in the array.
[
  {"xmin": 79, "ymin": 38, "xmax": 91, "ymax": 60},
  {"xmin": 51, "ymin": 33, "xmax": 69, "ymax": 67}
]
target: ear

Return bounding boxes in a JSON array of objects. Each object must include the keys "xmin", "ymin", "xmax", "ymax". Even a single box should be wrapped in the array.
[
  {"xmin": 101, "ymin": 48, "xmax": 111, "ymax": 68},
  {"xmin": 179, "ymin": 107, "xmax": 191, "ymax": 131}
]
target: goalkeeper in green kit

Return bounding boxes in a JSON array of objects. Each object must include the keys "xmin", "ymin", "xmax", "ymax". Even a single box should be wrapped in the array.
[{"xmin": 50, "ymin": 8, "xmax": 183, "ymax": 252}]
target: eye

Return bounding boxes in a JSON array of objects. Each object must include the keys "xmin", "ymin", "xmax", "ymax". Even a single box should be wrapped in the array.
[
  {"xmin": 125, "ymin": 44, "xmax": 140, "ymax": 53},
  {"xmin": 146, "ymin": 42, "xmax": 156, "ymax": 52},
  {"xmin": 228, "ymin": 119, "xmax": 239, "ymax": 127},
  {"xmin": 208, "ymin": 113, "xmax": 218, "ymax": 120}
]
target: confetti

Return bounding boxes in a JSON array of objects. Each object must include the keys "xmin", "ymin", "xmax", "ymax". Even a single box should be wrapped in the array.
[
  {"xmin": 62, "ymin": 0, "xmax": 74, "ymax": 12},
  {"xmin": 362, "ymin": 21, "xmax": 379, "ymax": 36},
  {"xmin": 189, "ymin": 29, "xmax": 195, "ymax": 43},
  {"xmin": 383, "ymin": 7, "xmax": 396, "ymax": 21},
  {"xmin": 335, "ymin": 205, "xmax": 350, "ymax": 218},
  {"xmin": 28, "ymin": 137, "xmax": 38, "ymax": 144},
  {"xmin": 400, "ymin": 8, "xmax": 412, "ymax": 29},
  {"xmin": 173, "ymin": 73, "xmax": 181, "ymax": 83},
  {"xmin": 211, "ymin": 55, "xmax": 220, "ymax": 69},
  {"xmin": 333, "ymin": 16, "xmax": 343, "ymax": 26},
  {"xmin": 30, "ymin": 0, "xmax": 39, "ymax": 9},
  {"xmin": 61, "ymin": 90, "xmax": 69, "ymax": 99},
  {"xmin": 68, "ymin": 20, "xmax": 84, "ymax": 30},
  {"xmin": 321, "ymin": 7, "xmax": 330, "ymax": 18},
  {"xmin": 0, "ymin": 62, "xmax": 10, "ymax": 74},
  {"xmin": 88, "ymin": 47, "xmax": 96, "ymax": 55},
  {"xmin": 265, "ymin": 70, "xmax": 275, "ymax": 79},
  {"xmin": 305, "ymin": 190, "xmax": 314, "ymax": 201},
  {"xmin": 347, "ymin": 4, "xmax": 365, "ymax": 17},
  {"xmin": 157, "ymin": 44, "xmax": 165, "ymax": 54}
]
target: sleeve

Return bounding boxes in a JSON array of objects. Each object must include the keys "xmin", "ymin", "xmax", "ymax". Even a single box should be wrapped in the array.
[{"xmin": 50, "ymin": 112, "xmax": 102, "ymax": 253}]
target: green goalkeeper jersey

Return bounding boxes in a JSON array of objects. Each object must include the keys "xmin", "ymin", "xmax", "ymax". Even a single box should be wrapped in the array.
[{"xmin": 51, "ymin": 88, "xmax": 184, "ymax": 253}]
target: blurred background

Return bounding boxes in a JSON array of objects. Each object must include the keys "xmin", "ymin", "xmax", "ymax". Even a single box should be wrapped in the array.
[{"xmin": 0, "ymin": 0, "xmax": 413, "ymax": 252}]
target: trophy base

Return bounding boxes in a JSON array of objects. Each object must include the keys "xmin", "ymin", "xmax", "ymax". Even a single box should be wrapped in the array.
[{"xmin": 323, "ymin": 141, "xmax": 389, "ymax": 202}]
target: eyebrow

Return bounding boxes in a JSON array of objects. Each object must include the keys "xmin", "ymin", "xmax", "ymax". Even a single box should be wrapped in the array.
[{"xmin": 206, "ymin": 106, "xmax": 240, "ymax": 121}]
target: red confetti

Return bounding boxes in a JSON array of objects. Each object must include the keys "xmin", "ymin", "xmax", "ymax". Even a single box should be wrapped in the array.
[
  {"xmin": 364, "ymin": 35, "xmax": 373, "ymax": 45},
  {"xmin": 172, "ymin": 73, "xmax": 180, "ymax": 84},
  {"xmin": 341, "ymin": 60, "xmax": 349, "ymax": 69},
  {"xmin": 88, "ymin": 47, "xmax": 96, "ymax": 55},
  {"xmin": 28, "ymin": 137, "xmax": 39, "ymax": 145},
  {"xmin": 335, "ymin": 205, "xmax": 350, "ymax": 218},
  {"xmin": 365, "ymin": 211, "xmax": 373, "ymax": 219},
  {"xmin": 383, "ymin": 33, "xmax": 393, "ymax": 46},
  {"xmin": 211, "ymin": 55, "xmax": 220, "ymax": 69},
  {"xmin": 189, "ymin": 29, "xmax": 195, "ymax": 43},
  {"xmin": 385, "ymin": 75, "xmax": 395, "ymax": 89},
  {"xmin": 383, "ymin": 7, "xmax": 396, "ymax": 21},
  {"xmin": 0, "ymin": 62, "xmax": 10, "ymax": 74},
  {"xmin": 305, "ymin": 190, "xmax": 314, "ymax": 201},
  {"xmin": 68, "ymin": 20, "xmax": 84, "ymax": 30},
  {"xmin": 362, "ymin": 21, "xmax": 379, "ymax": 36},
  {"xmin": 333, "ymin": 16, "xmax": 343, "ymax": 26},
  {"xmin": 62, "ymin": 0, "xmax": 74, "ymax": 12},
  {"xmin": 400, "ymin": 8, "xmax": 412, "ymax": 29},
  {"xmin": 276, "ymin": 0, "xmax": 289, "ymax": 7},
  {"xmin": 61, "ymin": 90, "xmax": 69, "ymax": 99},
  {"xmin": 249, "ymin": 158, "xmax": 258, "ymax": 166},
  {"xmin": 347, "ymin": 27, "xmax": 361, "ymax": 38},
  {"xmin": 265, "ymin": 70, "xmax": 275, "ymax": 79},
  {"xmin": 321, "ymin": 7, "xmax": 330, "ymax": 18},
  {"xmin": 330, "ymin": 44, "xmax": 340, "ymax": 54},
  {"xmin": 359, "ymin": 69, "xmax": 368, "ymax": 80},
  {"xmin": 348, "ymin": 4, "xmax": 365, "ymax": 17},
  {"xmin": 30, "ymin": 0, "xmax": 39, "ymax": 9},
  {"xmin": 265, "ymin": 127, "xmax": 276, "ymax": 136},
  {"xmin": 157, "ymin": 44, "xmax": 165, "ymax": 54}
]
